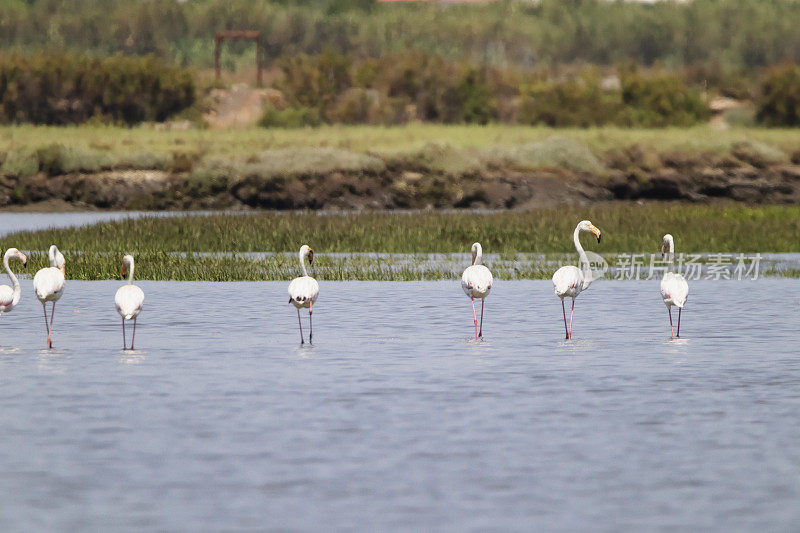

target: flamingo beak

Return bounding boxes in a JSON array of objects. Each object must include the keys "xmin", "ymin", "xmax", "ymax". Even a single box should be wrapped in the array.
[
  {"xmin": 661, "ymin": 243, "xmax": 666, "ymax": 257},
  {"xmin": 60, "ymin": 266, "xmax": 65, "ymax": 276},
  {"xmin": 590, "ymin": 225, "xmax": 602, "ymax": 243},
  {"xmin": 308, "ymin": 250, "xmax": 314, "ymax": 265},
  {"xmin": 21, "ymin": 254, "xmax": 27, "ymax": 268}
]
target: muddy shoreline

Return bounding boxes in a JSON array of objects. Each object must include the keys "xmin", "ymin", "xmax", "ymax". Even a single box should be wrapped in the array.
[{"xmin": 2, "ymin": 150, "xmax": 800, "ymax": 211}]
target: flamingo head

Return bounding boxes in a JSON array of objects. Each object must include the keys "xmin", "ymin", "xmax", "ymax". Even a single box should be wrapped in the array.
[
  {"xmin": 578, "ymin": 220, "xmax": 602, "ymax": 243},
  {"xmin": 470, "ymin": 242, "xmax": 482, "ymax": 265},
  {"xmin": 300, "ymin": 244, "xmax": 314, "ymax": 265},
  {"xmin": 121, "ymin": 254, "xmax": 134, "ymax": 277},
  {"xmin": 49, "ymin": 245, "xmax": 65, "ymax": 275},
  {"xmin": 4, "ymin": 248, "xmax": 27, "ymax": 268},
  {"xmin": 661, "ymin": 234, "xmax": 674, "ymax": 257}
]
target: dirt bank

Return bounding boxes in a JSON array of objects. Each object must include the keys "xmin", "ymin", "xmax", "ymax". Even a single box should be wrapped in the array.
[{"xmin": 2, "ymin": 146, "xmax": 800, "ymax": 211}]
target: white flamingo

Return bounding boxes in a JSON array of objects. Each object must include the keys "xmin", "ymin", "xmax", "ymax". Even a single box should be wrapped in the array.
[
  {"xmin": 0, "ymin": 248, "xmax": 28, "ymax": 318},
  {"xmin": 461, "ymin": 242, "xmax": 493, "ymax": 340},
  {"xmin": 660, "ymin": 234, "xmax": 689, "ymax": 338},
  {"xmin": 33, "ymin": 245, "xmax": 66, "ymax": 349},
  {"xmin": 288, "ymin": 245, "xmax": 319, "ymax": 344},
  {"xmin": 552, "ymin": 220, "xmax": 602, "ymax": 339},
  {"xmin": 115, "ymin": 254, "xmax": 145, "ymax": 350}
]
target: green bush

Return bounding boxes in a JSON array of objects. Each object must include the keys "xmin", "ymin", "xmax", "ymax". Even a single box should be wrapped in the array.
[
  {"xmin": 258, "ymin": 106, "xmax": 322, "ymax": 128},
  {"xmin": 756, "ymin": 63, "xmax": 800, "ymax": 126},
  {"xmin": 518, "ymin": 70, "xmax": 618, "ymax": 127},
  {"xmin": 0, "ymin": 53, "xmax": 195, "ymax": 125},
  {"xmin": 619, "ymin": 67, "xmax": 709, "ymax": 127}
]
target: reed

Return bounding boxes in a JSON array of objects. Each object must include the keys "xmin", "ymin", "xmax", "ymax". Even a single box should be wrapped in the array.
[{"xmin": 2, "ymin": 204, "xmax": 797, "ymax": 280}]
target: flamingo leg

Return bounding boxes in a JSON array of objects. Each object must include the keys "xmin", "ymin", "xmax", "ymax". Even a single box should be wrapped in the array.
[
  {"xmin": 568, "ymin": 299, "xmax": 575, "ymax": 340},
  {"xmin": 677, "ymin": 308, "xmax": 682, "ymax": 338},
  {"xmin": 48, "ymin": 302, "xmax": 56, "ymax": 349},
  {"xmin": 668, "ymin": 307, "xmax": 674, "ymax": 338},
  {"xmin": 122, "ymin": 318, "xmax": 127, "ymax": 349},
  {"xmin": 479, "ymin": 298, "xmax": 484, "ymax": 338},
  {"xmin": 297, "ymin": 308, "xmax": 304, "ymax": 344},
  {"xmin": 42, "ymin": 303, "xmax": 50, "ymax": 349},
  {"xmin": 471, "ymin": 297, "xmax": 478, "ymax": 340},
  {"xmin": 562, "ymin": 300, "xmax": 569, "ymax": 339},
  {"xmin": 309, "ymin": 301, "xmax": 313, "ymax": 344},
  {"xmin": 131, "ymin": 317, "xmax": 137, "ymax": 350}
]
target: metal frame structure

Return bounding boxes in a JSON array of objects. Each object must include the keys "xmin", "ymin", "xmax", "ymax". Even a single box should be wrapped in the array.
[{"xmin": 214, "ymin": 30, "xmax": 262, "ymax": 87}]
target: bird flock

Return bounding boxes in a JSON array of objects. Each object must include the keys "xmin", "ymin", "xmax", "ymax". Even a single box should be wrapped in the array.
[
  {"xmin": 0, "ymin": 219, "xmax": 689, "ymax": 349},
  {"xmin": 466, "ymin": 219, "xmax": 687, "ymax": 341}
]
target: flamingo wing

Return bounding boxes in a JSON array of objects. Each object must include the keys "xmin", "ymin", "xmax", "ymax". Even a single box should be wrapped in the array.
[
  {"xmin": 33, "ymin": 267, "xmax": 65, "ymax": 302},
  {"xmin": 288, "ymin": 276, "xmax": 319, "ymax": 307},
  {"xmin": 553, "ymin": 265, "xmax": 582, "ymax": 298},
  {"xmin": 462, "ymin": 265, "xmax": 493, "ymax": 298},
  {"xmin": 115, "ymin": 284, "xmax": 145, "ymax": 319},
  {"xmin": 661, "ymin": 272, "xmax": 689, "ymax": 308}
]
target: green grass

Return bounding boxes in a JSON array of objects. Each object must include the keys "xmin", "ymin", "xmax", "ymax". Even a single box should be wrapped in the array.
[
  {"xmin": 3, "ymin": 124, "xmax": 800, "ymax": 161},
  {"xmin": 3, "ymin": 205, "xmax": 799, "ymax": 280}
]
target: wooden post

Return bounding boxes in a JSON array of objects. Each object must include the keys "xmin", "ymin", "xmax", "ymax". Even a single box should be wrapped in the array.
[
  {"xmin": 214, "ymin": 35, "xmax": 222, "ymax": 82},
  {"xmin": 256, "ymin": 35, "xmax": 263, "ymax": 88},
  {"xmin": 214, "ymin": 31, "xmax": 262, "ymax": 87}
]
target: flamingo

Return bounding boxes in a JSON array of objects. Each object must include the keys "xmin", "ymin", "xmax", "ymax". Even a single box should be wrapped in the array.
[
  {"xmin": 552, "ymin": 220, "xmax": 602, "ymax": 339},
  {"xmin": 288, "ymin": 245, "xmax": 319, "ymax": 344},
  {"xmin": 115, "ymin": 254, "xmax": 145, "ymax": 350},
  {"xmin": 461, "ymin": 242, "xmax": 493, "ymax": 340},
  {"xmin": 660, "ymin": 234, "xmax": 689, "ymax": 338},
  {"xmin": 0, "ymin": 248, "xmax": 28, "ymax": 318},
  {"xmin": 33, "ymin": 245, "xmax": 66, "ymax": 349}
]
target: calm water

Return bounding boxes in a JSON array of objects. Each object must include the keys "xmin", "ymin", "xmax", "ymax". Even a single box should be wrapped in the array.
[
  {"xmin": 0, "ymin": 211, "xmax": 235, "ymax": 238},
  {"xmin": 0, "ymin": 278, "xmax": 798, "ymax": 531}
]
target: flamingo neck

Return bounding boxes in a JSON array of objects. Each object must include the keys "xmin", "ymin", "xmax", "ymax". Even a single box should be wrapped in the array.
[
  {"xmin": 49, "ymin": 247, "xmax": 57, "ymax": 267},
  {"xmin": 666, "ymin": 239, "xmax": 675, "ymax": 273},
  {"xmin": 127, "ymin": 260, "xmax": 135, "ymax": 285},
  {"xmin": 3, "ymin": 252, "xmax": 21, "ymax": 307},
  {"xmin": 299, "ymin": 251, "xmax": 308, "ymax": 277},
  {"xmin": 573, "ymin": 225, "xmax": 592, "ymax": 290},
  {"xmin": 473, "ymin": 248, "xmax": 482, "ymax": 265}
]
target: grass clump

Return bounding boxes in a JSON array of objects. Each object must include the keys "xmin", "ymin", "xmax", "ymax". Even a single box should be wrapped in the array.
[
  {"xmin": 6, "ymin": 204, "xmax": 799, "ymax": 280},
  {"xmin": 492, "ymin": 136, "xmax": 604, "ymax": 174},
  {"xmin": 5, "ymin": 204, "xmax": 800, "ymax": 256},
  {"xmin": 192, "ymin": 147, "xmax": 385, "ymax": 188},
  {"xmin": 258, "ymin": 106, "xmax": 322, "ymax": 128}
]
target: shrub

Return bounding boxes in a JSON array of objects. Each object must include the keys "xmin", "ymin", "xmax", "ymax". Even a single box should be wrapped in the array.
[
  {"xmin": 756, "ymin": 63, "xmax": 800, "ymax": 126},
  {"xmin": 0, "ymin": 52, "xmax": 195, "ymax": 125},
  {"xmin": 258, "ymin": 106, "xmax": 322, "ymax": 128},
  {"xmin": 518, "ymin": 70, "xmax": 618, "ymax": 127},
  {"xmin": 619, "ymin": 66, "xmax": 709, "ymax": 127},
  {"xmin": 445, "ymin": 68, "xmax": 496, "ymax": 124}
]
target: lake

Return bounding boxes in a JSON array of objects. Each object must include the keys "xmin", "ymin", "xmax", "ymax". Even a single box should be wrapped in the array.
[{"xmin": 0, "ymin": 278, "xmax": 798, "ymax": 531}]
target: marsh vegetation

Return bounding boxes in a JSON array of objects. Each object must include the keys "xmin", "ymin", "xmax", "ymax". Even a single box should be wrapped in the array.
[{"xmin": 3, "ymin": 205, "xmax": 796, "ymax": 280}]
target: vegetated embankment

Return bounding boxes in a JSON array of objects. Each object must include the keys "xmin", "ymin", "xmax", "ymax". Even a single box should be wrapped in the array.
[{"xmin": 3, "ymin": 134, "xmax": 800, "ymax": 211}]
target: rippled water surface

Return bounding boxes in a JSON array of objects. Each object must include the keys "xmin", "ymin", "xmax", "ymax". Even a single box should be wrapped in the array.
[
  {"xmin": 0, "ymin": 279, "xmax": 798, "ymax": 531},
  {"xmin": 0, "ymin": 211, "xmax": 228, "ymax": 237}
]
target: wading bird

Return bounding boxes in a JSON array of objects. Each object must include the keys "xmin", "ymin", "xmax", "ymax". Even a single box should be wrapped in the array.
[
  {"xmin": 115, "ymin": 254, "xmax": 145, "ymax": 350},
  {"xmin": 288, "ymin": 245, "xmax": 319, "ymax": 344},
  {"xmin": 552, "ymin": 220, "xmax": 602, "ymax": 339},
  {"xmin": 461, "ymin": 242, "xmax": 493, "ymax": 340},
  {"xmin": 660, "ymin": 234, "xmax": 689, "ymax": 338},
  {"xmin": 33, "ymin": 245, "xmax": 66, "ymax": 349},
  {"xmin": 0, "ymin": 248, "xmax": 28, "ymax": 318}
]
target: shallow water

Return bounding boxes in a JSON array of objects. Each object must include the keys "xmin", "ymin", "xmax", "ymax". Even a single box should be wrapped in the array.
[
  {"xmin": 0, "ymin": 278, "xmax": 798, "ymax": 531},
  {"xmin": 0, "ymin": 211, "xmax": 233, "ymax": 238}
]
